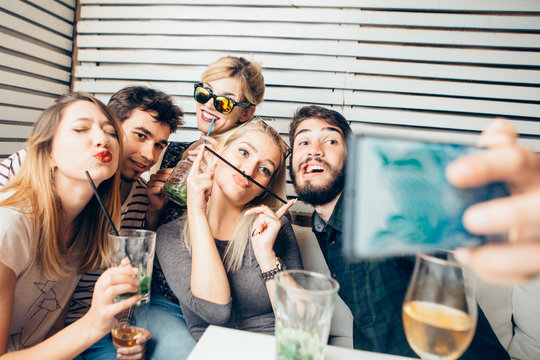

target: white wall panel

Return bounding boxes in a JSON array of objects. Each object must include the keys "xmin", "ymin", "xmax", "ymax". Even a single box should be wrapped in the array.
[
  {"xmin": 0, "ymin": 0, "xmax": 75, "ymax": 159},
  {"xmin": 73, "ymin": 1, "xmax": 540, "ymax": 215}
]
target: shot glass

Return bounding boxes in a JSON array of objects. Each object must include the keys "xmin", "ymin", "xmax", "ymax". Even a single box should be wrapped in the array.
[
  {"xmin": 275, "ymin": 270, "xmax": 340, "ymax": 360},
  {"xmin": 111, "ymin": 302, "xmax": 149, "ymax": 348},
  {"xmin": 107, "ymin": 229, "xmax": 156, "ymax": 305}
]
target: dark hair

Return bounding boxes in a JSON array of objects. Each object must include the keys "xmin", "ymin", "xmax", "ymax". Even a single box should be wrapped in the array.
[
  {"xmin": 107, "ymin": 86, "xmax": 184, "ymax": 133},
  {"xmin": 289, "ymin": 105, "xmax": 351, "ymax": 147}
]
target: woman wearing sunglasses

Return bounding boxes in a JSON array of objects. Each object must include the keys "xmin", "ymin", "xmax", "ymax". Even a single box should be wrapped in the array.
[
  {"xmin": 146, "ymin": 56, "xmax": 265, "ymax": 359},
  {"xmin": 156, "ymin": 120, "xmax": 302, "ymax": 340}
]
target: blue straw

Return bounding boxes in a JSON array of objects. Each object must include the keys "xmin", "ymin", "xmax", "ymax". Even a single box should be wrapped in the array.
[{"xmin": 203, "ymin": 118, "xmax": 215, "ymax": 145}]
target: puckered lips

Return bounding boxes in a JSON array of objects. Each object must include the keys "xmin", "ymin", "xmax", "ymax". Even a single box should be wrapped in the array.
[
  {"xmin": 300, "ymin": 160, "xmax": 327, "ymax": 179},
  {"xmin": 93, "ymin": 149, "xmax": 112, "ymax": 163},
  {"xmin": 232, "ymin": 173, "xmax": 250, "ymax": 188},
  {"xmin": 129, "ymin": 158, "xmax": 150, "ymax": 173},
  {"xmin": 201, "ymin": 109, "xmax": 218, "ymax": 123}
]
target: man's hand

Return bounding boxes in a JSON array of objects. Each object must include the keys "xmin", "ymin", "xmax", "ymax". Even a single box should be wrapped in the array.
[{"xmin": 145, "ymin": 168, "xmax": 173, "ymax": 229}]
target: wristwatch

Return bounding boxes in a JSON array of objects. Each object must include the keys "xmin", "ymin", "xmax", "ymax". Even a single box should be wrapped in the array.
[{"xmin": 260, "ymin": 257, "xmax": 286, "ymax": 281}]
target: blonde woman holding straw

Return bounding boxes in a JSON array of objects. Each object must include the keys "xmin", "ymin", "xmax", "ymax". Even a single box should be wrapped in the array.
[
  {"xmin": 155, "ymin": 120, "xmax": 302, "ymax": 341},
  {"xmin": 0, "ymin": 93, "xmax": 144, "ymax": 359}
]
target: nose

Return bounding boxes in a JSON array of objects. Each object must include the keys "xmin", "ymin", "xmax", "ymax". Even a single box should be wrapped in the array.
[
  {"xmin": 93, "ymin": 128, "xmax": 109, "ymax": 148},
  {"xmin": 140, "ymin": 141, "xmax": 155, "ymax": 163},
  {"xmin": 307, "ymin": 141, "xmax": 323, "ymax": 157},
  {"xmin": 241, "ymin": 160, "xmax": 257, "ymax": 177}
]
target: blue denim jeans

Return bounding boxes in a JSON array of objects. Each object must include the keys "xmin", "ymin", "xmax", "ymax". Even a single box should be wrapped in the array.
[
  {"xmin": 146, "ymin": 295, "xmax": 197, "ymax": 360},
  {"xmin": 74, "ymin": 333, "xmax": 116, "ymax": 360}
]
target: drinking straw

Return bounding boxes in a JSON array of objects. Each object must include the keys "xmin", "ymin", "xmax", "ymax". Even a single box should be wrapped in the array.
[
  {"xmin": 204, "ymin": 145, "xmax": 287, "ymax": 204},
  {"xmin": 85, "ymin": 170, "xmax": 119, "ymax": 236},
  {"xmin": 202, "ymin": 118, "xmax": 215, "ymax": 145}
]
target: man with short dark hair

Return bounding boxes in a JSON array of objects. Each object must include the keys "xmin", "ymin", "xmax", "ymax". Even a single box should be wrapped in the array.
[{"xmin": 288, "ymin": 105, "xmax": 508, "ymax": 358}]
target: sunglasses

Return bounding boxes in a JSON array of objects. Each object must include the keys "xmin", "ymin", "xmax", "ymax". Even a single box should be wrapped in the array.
[
  {"xmin": 250, "ymin": 115, "xmax": 292, "ymax": 159},
  {"xmin": 194, "ymin": 83, "xmax": 252, "ymax": 115}
]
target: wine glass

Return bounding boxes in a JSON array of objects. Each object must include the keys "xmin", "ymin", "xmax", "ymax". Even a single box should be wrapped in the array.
[{"xmin": 402, "ymin": 251, "xmax": 477, "ymax": 360}]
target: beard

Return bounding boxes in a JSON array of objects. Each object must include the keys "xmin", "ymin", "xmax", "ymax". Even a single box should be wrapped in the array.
[{"xmin": 290, "ymin": 158, "xmax": 345, "ymax": 206}]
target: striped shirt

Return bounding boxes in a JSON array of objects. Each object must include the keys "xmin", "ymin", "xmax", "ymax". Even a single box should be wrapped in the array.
[{"xmin": 0, "ymin": 149, "xmax": 26, "ymax": 186}]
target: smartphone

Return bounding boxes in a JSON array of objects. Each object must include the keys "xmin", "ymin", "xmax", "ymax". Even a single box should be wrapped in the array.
[{"xmin": 342, "ymin": 133, "xmax": 509, "ymax": 260}]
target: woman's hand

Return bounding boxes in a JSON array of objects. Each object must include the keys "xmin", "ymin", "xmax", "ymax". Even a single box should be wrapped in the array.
[
  {"xmin": 186, "ymin": 146, "xmax": 215, "ymax": 214},
  {"xmin": 115, "ymin": 328, "xmax": 152, "ymax": 360},
  {"xmin": 245, "ymin": 199, "xmax": 296, "ymax": 270},
  {"xmin": 84, "ymin": 267, "xmax": 142, "ymax": 337},
  {"xmin": 447, "ymin": 120, "xmax": 540, "ymax": 283},
  {"xmin": 186, "ymin": 136, "xmax": 218, "ymax": 169}
]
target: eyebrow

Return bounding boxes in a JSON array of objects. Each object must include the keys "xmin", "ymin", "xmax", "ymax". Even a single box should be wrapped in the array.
[
  {"xmin": 134, "ymin": 126, "xmax": 168, "ymax": 146},
  {"xmin": 295, "ymin": 126, "xmax": 344, "ymax": 138},
  {"xmin": 205, "ymin": 83, "xmax": 238, "ymax": 99},
  {"xmin": 242, "ymin": 142, "xmax": 276, "ymax": 169}
]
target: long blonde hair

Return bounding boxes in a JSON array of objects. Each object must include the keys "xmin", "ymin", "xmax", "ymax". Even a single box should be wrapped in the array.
[
  {"xmin": 201, "ymin": 56, "xmax": 265, "ymax": 107},
  {"xmin": 184, "ymin": 119, "xmax": 288, "ymax": 272},
  {"xmin": 0, "ymin": 93, "xmax": 123, "ymax": 279}
]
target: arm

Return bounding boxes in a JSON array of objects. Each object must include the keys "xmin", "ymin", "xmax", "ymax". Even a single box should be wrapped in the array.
[
  {"xmin": 447, "ymin": 120, "xmax": 540, "ymax": 283},
  {"xmin": 0, "ymin": 266, "xmax": 141, "ymax": 360},
  {"xmin": 244, "ymin": 200, "xmax": 296, "ymax": 309},
  {"xmin": 186, "ymin": 147, "xmax": 230, "ymax": 304}
]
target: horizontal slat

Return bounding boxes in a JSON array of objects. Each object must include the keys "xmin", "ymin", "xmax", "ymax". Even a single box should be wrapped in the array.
[
  {"xmin": 0, "ymin": 105, "xmax": 42, "ymax": 124},
  {"xmin": 0, "ymin": 33, "xmax": 72, "ymax": 68},
  {"xmin": 0, "ymin": 10, "xmax": 73, "ymax": 51},
  {"xmin": 25, "ymin": 0, "xmax": 75, "ymax": 23},
  {"xmin": 0, "ymin": 142, "xmax": 26, "ymax": 158},
  {"xmin": 0, "ymin": 89, "xmax": 57, "ymax": 110},
  {"xmin": 1, "ymin": 51, "xmax": 71, "ymax": 82},
  {"xmin": 77, "ymin": 49, "xmax": 540, "ymax": 85},
  {"xmin": 76, "ymin": 35, "xmax": 540, "ymax": 66},
  {"xmin": 0, "ymin": 124, "xmax": 33, "ymax": 139},
  {"xmin": 74, "ymin": 65, "xmax": 540, "ymax": 103},
  {"xmin": 2, "ymin": 0, "xmax": 74, "ymax": 37},
  {"xmin": 79, "ymin": 0, "xmax": 540, "ymax": 12},
  {"xmin": 0, "ymin": 70, "xmax": 69, "ymax": 96},
  {"xmin": 77, "ymin": 20, "xmax": 540, "ymax": 48}
]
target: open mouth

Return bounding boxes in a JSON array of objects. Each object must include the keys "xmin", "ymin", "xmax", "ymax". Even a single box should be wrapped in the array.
[
  {"xmin": 130, "ymin": 159, "xmax": 149, "ymax": 172},
  {"xmin": 201, "ymin": 110, "xmax": 218, "ymax": 123},
  {"xmin": 301, "ymin": 162, "xmax": 326, "ymax": 176}
]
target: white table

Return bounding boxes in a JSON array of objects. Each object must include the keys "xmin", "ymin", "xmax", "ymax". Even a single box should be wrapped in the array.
[{"xmin": 188, "ymin": 325, "xmax": 416, "ymax": 360}]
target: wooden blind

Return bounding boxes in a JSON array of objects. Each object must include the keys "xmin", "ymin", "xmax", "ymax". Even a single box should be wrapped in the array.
[
  {"xmin": 74, "ymin": 0, "xmax": 540, "ymax": 214},
  {"xmin": 0, "ymin": 0, "xmax": 76, "ymax": 159}
]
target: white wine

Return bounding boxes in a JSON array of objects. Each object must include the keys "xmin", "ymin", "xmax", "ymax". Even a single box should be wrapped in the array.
[
  {"xmin": 111, "ymin": 323, "xmax": 143, "ymax": 347},
  {"xmin": 403, "ymin": 301, "xmax": 475, "ymax": 360}
]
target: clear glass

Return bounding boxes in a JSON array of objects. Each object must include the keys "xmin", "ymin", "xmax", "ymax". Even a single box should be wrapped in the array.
[
  {"xmin": 163, "ymin": 159, "xmax": 192, "ymax": 206},
  {"xmin": 107, "ymin": 229, "xmax": 156, "ymax": 305},
  {"xmin": 403, "ymin": 251, "xmax": 477, "ymax": 360},
  {"xmin": 274, "ymin": 270, "xmax": 340, "ymax": 360},
  {"xmin": 111, "ymin": 302, "xmax": 149, "ymax": 348}
]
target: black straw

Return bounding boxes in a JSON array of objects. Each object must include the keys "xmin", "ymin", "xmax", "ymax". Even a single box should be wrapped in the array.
[
  {"xmin": 204, "ymin": 146, "xmax": 287, "ymax": 204},
  {"xmin": 85, "ymin": 170, "xmax": 119, "ymax": 236}
]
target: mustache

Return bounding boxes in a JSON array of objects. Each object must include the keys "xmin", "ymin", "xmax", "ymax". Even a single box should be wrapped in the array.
[{"xmin": 299, "ymin": 157, "xmax": 331, "ymax": 171}]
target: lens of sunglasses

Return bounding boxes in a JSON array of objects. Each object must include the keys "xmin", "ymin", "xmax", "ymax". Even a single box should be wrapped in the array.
[
  {"xmin": 214, "ymin": 96, "xmax": 233, "ymax": 114},
  {"xmin": 194, "ymin": 86, "xmax": 235, "ymax": 115}
]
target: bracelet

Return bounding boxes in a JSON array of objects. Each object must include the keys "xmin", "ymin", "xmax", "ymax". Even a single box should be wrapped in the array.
[{"xmin": 260, "ymin": 257, "xmax": 286, "ymax": 281}]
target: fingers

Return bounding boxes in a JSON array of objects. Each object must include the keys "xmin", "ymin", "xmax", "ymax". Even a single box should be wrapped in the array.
[
  {"xmin": 275, "ymin": 199, "xmax": 297, "ymax": 219},
  {"xmin": 477, "ymin": 119, "xmax": 518, "ymax": 148},
  {"xmin": 455, "ymin": 242, "xmax": 540, "ymax": 284},
  {"xmin": 189, "ymin": 146, "xmax": 206, "ymax": 176},
  {"xmin": 201, "ymin": 135, "xmax": 218, "ymax": 147},
  {"xmin": 446, "ymin": 145, "xmax": 540, "ymax": 188},
  {"xmin": 462, "ymin": 190, "xmax": 540, "ymax": 235}
]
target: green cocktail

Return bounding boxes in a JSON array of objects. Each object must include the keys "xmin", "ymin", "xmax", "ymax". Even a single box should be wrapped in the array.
[
  {"xmin": 163, "ymin": 182, "xmax": 187, "ymax": 206},
  {"xmin": 116, "ymin": 275, "xmax": 151, "ymax": 304}
]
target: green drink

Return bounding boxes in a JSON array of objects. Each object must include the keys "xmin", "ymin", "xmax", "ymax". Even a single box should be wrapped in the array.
[
  {"xmin": 163, "ymin": 182, "xmax": 187, "ymax": 206},
  {"xmin": 116, "ymin": 275, "xmax": 151, "ymax": 304}
]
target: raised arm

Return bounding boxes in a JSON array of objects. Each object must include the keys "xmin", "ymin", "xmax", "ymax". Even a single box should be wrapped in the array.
[
  {"xmin": 186, "ymin": 147, "xmax": 231, "ymax": 304},
  {"xmin": 0, "ymin": 266, "xmax": 141, "ymax": 360}
]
